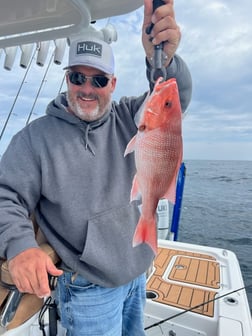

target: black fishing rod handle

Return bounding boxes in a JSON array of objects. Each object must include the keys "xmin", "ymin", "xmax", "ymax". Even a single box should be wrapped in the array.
[
  {"xmin": 153, "ymin": 0, "xmax": 165, "ymax": 12},
  {"xmin": 145, "ymin": 0, "xmax": 166, "ymax": 35},
  {"xmin": 152, "ymin": 0, "xmax": 166, "ymax": 42},
  {"xmin": 149, "ymin": 0, "xmax": 167, "ymax": 82}
]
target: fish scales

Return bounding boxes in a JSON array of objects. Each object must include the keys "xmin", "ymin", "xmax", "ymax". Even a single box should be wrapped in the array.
[{"xmin": 124, "ymin": 77, "xmax": 182, "ymax": 254}]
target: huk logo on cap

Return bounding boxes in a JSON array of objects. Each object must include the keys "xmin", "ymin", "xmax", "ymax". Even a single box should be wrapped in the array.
[{"xmin": 76, "ymin": 41, "xmax": 103, "ymax": 58}]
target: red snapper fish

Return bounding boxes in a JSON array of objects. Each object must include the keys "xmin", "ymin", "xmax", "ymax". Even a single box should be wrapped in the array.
[{"xmin": 124, "ymin": 77, "xmax": 183, "ymax": 254}]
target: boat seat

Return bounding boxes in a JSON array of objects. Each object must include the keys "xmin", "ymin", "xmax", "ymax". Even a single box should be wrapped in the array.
[
  {"xmin": 0, "ymin": 243, "xmax": 60, "ymax": 286},
  {"xmin": 0, "ymin": 216, "xmax": 60, "ymax": 330}
]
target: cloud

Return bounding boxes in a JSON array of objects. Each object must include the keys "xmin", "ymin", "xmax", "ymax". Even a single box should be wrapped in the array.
[
  {"xmin": 96, "ymin": 12, "xmax": 149, "ymax": 100},
  {"xmin": 174, "ymin": 0, "xmax": 252, "ymax": 160}
]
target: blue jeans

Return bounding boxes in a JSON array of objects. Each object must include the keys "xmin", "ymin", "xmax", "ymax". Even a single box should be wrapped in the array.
[{"xmin": 55, "ymin": 272, "xmax": 146, "ymax": 336}]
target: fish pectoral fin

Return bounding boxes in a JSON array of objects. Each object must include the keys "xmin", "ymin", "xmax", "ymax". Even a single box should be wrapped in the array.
[
  {"xmin": 132, "ymin": 217, "xmax": 157, "ymax": 254},
  {"xmin": 124, "ymin": 135, "xmax": 137, "ymax": 156},
  {"xmin": 163, "ymin": 161, "xmax": 182, "ymax": 204},
  {"xmin": 130, "ymin": 175, "xmax": 141, "ymax": 201}
]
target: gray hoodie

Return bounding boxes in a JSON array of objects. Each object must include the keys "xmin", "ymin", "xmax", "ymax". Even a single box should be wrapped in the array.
[{"xmin": 0, "ymin": 55, "xmax": 192, "ymax": 287}]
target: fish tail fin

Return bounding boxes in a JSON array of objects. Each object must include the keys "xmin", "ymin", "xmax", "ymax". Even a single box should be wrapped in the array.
[{"xmin": 132, "ymin": 217, "xmax": 157, "ymax": 254}]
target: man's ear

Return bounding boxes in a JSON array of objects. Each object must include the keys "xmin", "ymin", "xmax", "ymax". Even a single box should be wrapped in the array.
[{"xmin": 110, "ymin": 76, "xmax": 117, "ymax": 93}]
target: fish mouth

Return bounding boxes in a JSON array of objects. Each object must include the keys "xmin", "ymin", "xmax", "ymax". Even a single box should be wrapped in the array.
[{"xmin": 146, "ymin": 108, "xmax": 158, "ymax": 115}]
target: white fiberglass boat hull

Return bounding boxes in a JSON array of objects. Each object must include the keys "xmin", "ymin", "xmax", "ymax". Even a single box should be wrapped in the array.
[
  {"xmin": 0, "ymin": 0, "xmax": 143, "ymax": 48},
  {"xmin": 1, "ymin": 240, "xmax": 251, "ymax": 336},
  {"xmin": 145, "ymin": 240, "xmax": 252, "ymax": 336}
]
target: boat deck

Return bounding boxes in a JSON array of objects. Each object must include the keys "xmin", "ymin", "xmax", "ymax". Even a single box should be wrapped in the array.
[{"xmin": 146, "ymin": 247, "xmax": 220, "ymax": 317}]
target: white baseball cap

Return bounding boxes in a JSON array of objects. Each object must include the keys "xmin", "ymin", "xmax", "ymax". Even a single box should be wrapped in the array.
[{"xmin": 64, "ymin": 36, "xmax": 115, "ymax": 74}]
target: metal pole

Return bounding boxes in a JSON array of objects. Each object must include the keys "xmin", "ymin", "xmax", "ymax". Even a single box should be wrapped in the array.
[{"xmin": 170, "ymin": 162, "xmax": 186, "ymax": 241}]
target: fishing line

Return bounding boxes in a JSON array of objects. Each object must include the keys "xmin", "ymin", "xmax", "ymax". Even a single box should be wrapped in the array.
[
  {"xmin": 0, "ymin": 48, "xmax": 36, "ymax": 140},
  {"xmin": 57, "ymin": 74, "xmax": 66, "ymax": 95},
  {"xmin": 25, "ymin": 52, "xmax": 54, "ymax": 125},
  {"xmin": 144, "ymin": 283, "xmax": 252, "ymax": 330}
]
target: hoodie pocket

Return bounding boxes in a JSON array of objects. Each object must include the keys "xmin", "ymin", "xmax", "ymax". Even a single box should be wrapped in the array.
[{"xmin": 79, "ymin": 203, "xmax": 151, "ymax": 287}]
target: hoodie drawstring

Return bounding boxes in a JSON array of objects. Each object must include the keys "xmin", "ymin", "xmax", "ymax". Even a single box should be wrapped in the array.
[{"xmin": 80, "ymin": 123, "xmax": 95, "ymax": 156}]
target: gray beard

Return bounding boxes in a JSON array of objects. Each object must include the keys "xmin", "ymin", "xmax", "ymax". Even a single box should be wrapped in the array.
[{"xmin": 66, "ymin": 92, "xmax": 111, "ymax": 122}]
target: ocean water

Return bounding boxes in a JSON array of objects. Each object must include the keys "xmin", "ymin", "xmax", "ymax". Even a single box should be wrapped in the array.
[{"xmin": 177, "ymin": 160, "xmax": 252, "ymax": 312}]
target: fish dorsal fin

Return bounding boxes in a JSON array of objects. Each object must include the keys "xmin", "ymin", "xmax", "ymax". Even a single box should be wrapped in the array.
[{"xmin": 134, "ymin": 91, "xmax": 151, "ymax": 127}]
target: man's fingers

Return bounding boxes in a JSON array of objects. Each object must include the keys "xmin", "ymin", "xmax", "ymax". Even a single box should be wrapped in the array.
[
  {"xmin": 143, "ymin": 0, "xmax": 154, "ymax": 29},
  {"xmin": 152, "ymin": 4, "xmax": 175, "ymax": 24},
  {"xmin": 143, "ymin": 0, "xmax": 176, "ymax": 38},
  {"xmin": 8, "ymin": 247, "xmax": 62, "ymax": 298},
  {"xmin": 11, "ymin": 265, "xmax": 50, "ymax": 296},
  {"xmin": 46, "ymin": 259, "xmax": 63, "ymax": 277},
  {"xmin": 152, "ymin": 25, "xmax": 180, "ymax": 46},
  {"xmin": 14, "ymin": 276, "xmax": 32, "ymax": 294},
  {"xmin": 36, "ymin": 268, "xmax": 51, "ymax": 297}
]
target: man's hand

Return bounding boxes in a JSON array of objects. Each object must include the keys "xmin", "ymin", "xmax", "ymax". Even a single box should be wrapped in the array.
[
  {"xmin": 8, "ymin": 248, "xmax": 63, "ymax": 298},
  {"xmin": 142, "ymin": 0, "xmax": 181, "ymax": 67}
]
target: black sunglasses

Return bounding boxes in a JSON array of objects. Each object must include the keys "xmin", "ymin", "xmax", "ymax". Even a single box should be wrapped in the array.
[{"xmin": 68, "ymin": 71, "xmax": 111, "ymax": 88}]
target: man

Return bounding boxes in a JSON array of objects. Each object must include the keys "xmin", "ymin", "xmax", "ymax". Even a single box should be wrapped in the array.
[{"xmin": 0, "ymin": 0, "xmax": 192, "ymax": 335}]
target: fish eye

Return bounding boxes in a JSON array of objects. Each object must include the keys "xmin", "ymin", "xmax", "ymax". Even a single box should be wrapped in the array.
[
  {"xmin": 138, "ymin": 125, "xmax": 146, "ymax": 132},
  {"xmin": 165, "ymin": 101, "xmax": 172, "ymax": 108}
]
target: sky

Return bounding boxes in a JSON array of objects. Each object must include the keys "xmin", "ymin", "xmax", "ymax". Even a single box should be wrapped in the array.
[{"xmin": 0, "ymin": 0, "xmax": 252, "ymax": 160}]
